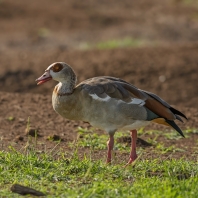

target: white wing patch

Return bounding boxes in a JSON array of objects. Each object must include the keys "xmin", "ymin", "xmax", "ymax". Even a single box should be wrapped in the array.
[
  {"xmin": 89, "ymin": 94, "xmax": 111, "ymax": 102},
  {"xmin": 129, "ymin": 98, "xmax": 145, "ymax": 106},
  {"xmin": 90, "ymin": 93, "xmax": 145, "ymax": 106}
]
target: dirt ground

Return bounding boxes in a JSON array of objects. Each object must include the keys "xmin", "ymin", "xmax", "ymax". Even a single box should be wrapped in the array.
[{"xmin": 0, "ymin": 0, "xmax": 198, "ymax": 162}]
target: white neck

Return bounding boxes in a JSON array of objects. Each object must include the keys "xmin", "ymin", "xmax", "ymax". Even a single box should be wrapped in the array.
[
  {"xmin": 53, "ymin": 67, "xmax": 77, "ymax": 96},
  {"xmin": 56, "ymin": 82, "xmax": 74, "ymax": 95}
]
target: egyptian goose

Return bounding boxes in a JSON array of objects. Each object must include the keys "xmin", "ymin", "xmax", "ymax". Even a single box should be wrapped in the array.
[{"xmin": 36, "ymin": 62, "xmax": 187, "ymax": 165}]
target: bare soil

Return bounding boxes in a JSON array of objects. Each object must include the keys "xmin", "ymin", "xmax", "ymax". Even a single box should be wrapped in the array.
[{"xmin": 0, "ymin": 0, "xmax": 198, "ymax": 162}]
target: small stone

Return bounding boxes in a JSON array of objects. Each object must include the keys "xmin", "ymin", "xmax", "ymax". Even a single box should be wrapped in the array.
[
  {"xmin": 19, "ymin": 118, "xmax": 25, "ymax": 122},
  {"xmin": 159, "ymin": 75, "xmax": 166, "ymax": 82}
]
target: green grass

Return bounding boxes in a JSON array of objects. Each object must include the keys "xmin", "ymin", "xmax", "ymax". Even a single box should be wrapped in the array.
[
  {"xmin": 0, "ymin": 138, "xmax": 197, "ymax": 197},
  {"xmin": 0, "ymin": 127, "xmax": 197, "ymax": 197},
  {"xmin": 79, "ymin": 37, "xmax": 151, "ymax": 50},
  {"xmin": 179, "ymin": 0, "xmax": 198, "ymax": 7},
  {"xmin": 95, "ymin": 38, "xmax": 144, "ymax": 49},
  {"xmin": 7, "ymin": 116, "xmax": 15, "ymax": 121},
  {"xmin": 37, "ymin": 27, "xmax": 50, "ymax": 38}
]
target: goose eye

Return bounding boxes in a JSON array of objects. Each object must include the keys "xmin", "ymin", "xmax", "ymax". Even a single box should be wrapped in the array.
[{"xmin": 52, "ymin": 63, "xmax": 63, "ymax": 72}]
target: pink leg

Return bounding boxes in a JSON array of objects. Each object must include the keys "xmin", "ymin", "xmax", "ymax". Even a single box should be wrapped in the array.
[
  {"xmin": 106, "ymin": 134, "xmax": 114, "ymax": 164},
  {"xmin": 125, "ymin": 129, "xmax": 138, "ymax": 166}
]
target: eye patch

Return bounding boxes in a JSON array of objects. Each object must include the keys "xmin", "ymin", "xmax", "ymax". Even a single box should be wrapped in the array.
[{"xmin": 52, "ymin": 63, "xmax": 63, "ymax": 72}]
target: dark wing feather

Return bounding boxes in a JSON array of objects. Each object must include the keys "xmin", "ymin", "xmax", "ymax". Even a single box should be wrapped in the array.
[
  {"xmin": 169, "ymin": 107, "xmax": 187, "ymax": 120},
  {"xmin": 166, "ymin": 120, "xmax": 185, "ymax": 137}
]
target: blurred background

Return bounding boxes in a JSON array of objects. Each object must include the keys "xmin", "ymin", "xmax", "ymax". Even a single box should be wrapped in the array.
[{"xmin": 0, "ymin": 0, "xmax": 198, "ymax": 108}]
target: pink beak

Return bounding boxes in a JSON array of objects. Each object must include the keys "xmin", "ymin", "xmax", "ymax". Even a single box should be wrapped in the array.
[{"xmin": 35, "ymin": 70, "xmax": 52, "ymax": 85}]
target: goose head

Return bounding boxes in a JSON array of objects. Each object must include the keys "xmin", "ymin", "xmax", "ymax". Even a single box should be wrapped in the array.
[{"xmin": 36, "ymin": 62, "xmax": 77, "ymax": 86}]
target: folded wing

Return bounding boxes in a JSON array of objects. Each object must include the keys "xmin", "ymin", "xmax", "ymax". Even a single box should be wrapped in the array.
[{"xmin": 77, "ymin": 76, "xmax": 187, "ymax": 137}]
